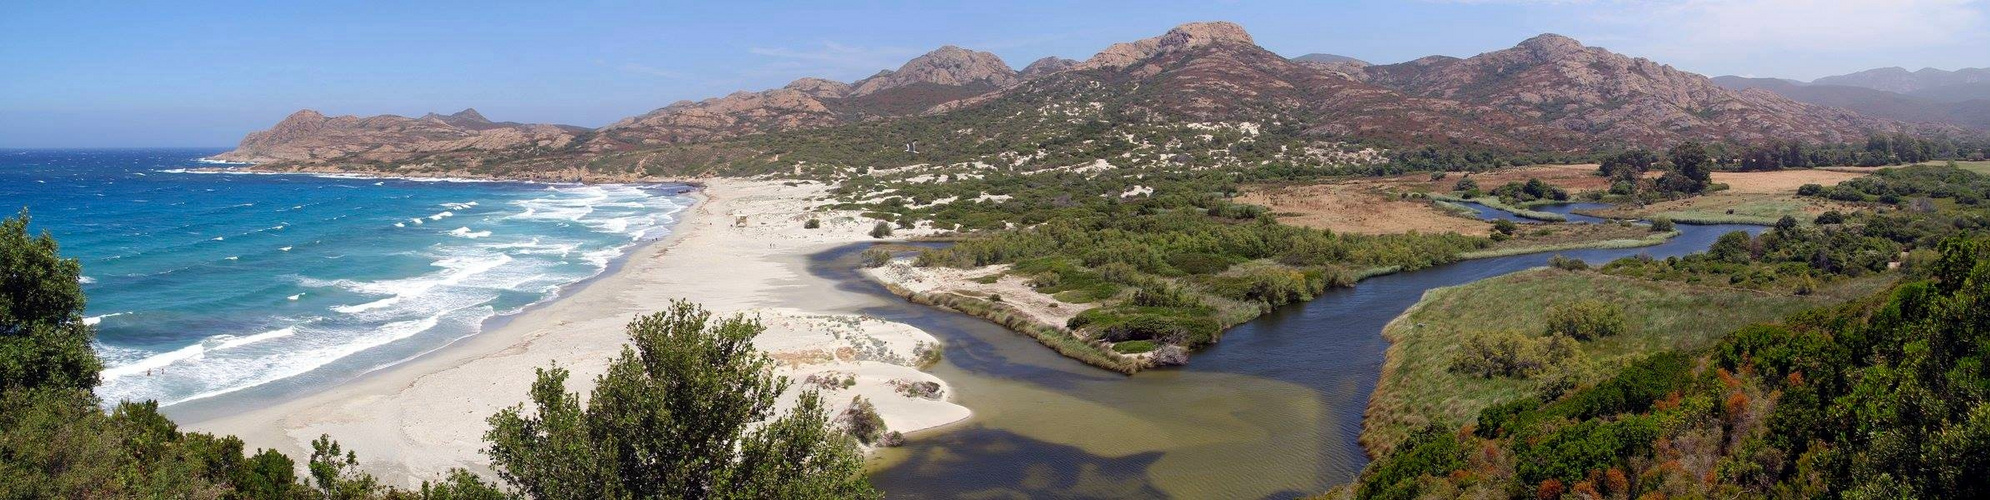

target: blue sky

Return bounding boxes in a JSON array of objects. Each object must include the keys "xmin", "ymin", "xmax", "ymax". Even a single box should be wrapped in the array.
[{"xmin": 4, "ymin": 0, "xmax": 1986, "ymax": 147}]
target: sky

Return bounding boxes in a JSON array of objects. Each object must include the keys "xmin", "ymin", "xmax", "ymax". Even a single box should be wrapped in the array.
[{"xmin": 3, "ymin": 0, "xmax": 1986, "ymax": 147}]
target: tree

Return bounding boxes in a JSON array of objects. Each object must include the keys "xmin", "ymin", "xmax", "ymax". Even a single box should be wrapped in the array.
[
  {"xmin": 1662, "ymin": 142, "xmax": 1714, "ymax": 194},
  {"xmin": 1600, "ymin": 149, "xmax": 1659, "ymax": 180},
  {"xmin": 483, "ymin": 300, "xmax": 877, "ymax": 500},
  {"xmin": 0, "ymin": 209, "xmax": 100, "ymax": 393}
]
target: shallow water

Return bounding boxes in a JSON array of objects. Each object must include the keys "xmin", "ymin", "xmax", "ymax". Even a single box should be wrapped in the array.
[
  {"xmin": 839, "ymin": 205, "xmax": 1762, "ymax": 499},
  {"xmin": 1, "ymin": 148, "xmax": 693, "ymax": 406}
]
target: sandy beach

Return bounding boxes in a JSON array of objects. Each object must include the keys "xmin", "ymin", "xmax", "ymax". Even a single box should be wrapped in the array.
[{"xmin": 182, "ymin": 178, "xmax": 969, "ymax": 486}]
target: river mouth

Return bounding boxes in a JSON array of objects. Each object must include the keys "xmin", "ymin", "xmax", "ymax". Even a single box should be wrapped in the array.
[{"xmin": 829, "ymin": 204, "xmax": 1764, "ymax": 499}]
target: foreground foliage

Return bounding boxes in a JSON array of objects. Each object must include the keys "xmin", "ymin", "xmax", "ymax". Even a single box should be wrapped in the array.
[
  {"xmin": 484, "ymin": 300, "xmax": 877, "ymax": 499},
  {"xmin": 1350, "ymin": 237, "xmax": 1990, "ymax": 499}
]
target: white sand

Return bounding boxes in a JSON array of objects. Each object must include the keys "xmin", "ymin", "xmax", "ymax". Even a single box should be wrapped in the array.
[{"xmin": 182, "ymin": 178, "xmax": 968, "ymax": 486}]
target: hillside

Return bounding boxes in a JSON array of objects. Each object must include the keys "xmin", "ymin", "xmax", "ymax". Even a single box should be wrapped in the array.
[
  {"xmin": 218, "ymin": 23, "xmax": 1949, "ymax": 178},
  {"xmin": 1356, "ymin": 34, "xmax": 1905, "ymax": 147},
  {"xmin": 210, "ymin": 108, "xmax": 584, "ymax": 165},
  {"xmin": 1813, "ymin": 66, "xmax": 1990, "ymax": 93},
  {"xmin": 1712, "ymin": 76, "xmax": 1990, "ymax": 130}
]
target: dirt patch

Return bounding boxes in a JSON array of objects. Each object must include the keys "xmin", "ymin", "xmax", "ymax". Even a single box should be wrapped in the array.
[
  {"xmin": 1714, "ymin": 169, "xmax": 1869, "ymax": 195},
  {"xmin": 1238, "ymin": 183, "xmax": 1489, "ymax": 236}
]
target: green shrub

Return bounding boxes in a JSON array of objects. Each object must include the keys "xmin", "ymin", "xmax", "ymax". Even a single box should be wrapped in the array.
[
  {"xmin": 1543, "ymin": 300, "xmax": 1628, "ymax": 341},
  {"xmin": 1448, "ymin": 330, "xmax": 1579, "ymax": 378},
  {"xmin": 1648, "ymin": 217, "xmax": 1675, "ymax": 232},
  {"xmin": 1111, "ymin": 340, "xmax": 1158, "ymax": 354},
  {"xmin": 860, "ymin": 248, "xmax": 891, "ymax": 268},
  {"xmin": 869, "ymin": 221, "xmax": 894, "ymax": 239},
  {"xmin": 804, "ymin": 218, "xmax": 821, "ymax": 229},
  {"xmin": 1548, "ymin": 254, "xmax": 1589, "ymax": 271}
]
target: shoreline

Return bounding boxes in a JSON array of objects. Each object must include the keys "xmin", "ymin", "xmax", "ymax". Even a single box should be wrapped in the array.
[{"xmin": 179, "ymin": 178, "xmax": 970, "ymax": 486}]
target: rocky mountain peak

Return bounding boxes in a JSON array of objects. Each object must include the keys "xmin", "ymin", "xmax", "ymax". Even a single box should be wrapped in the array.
[
  {"xmin": 1077, "ymin": 21, "xmax": 1260, "ymax": 70},
  {"xmin": 849, "ymin": 45, "xmax": 1017, "ymax": 96},
  {"xmin": 447, "ymin": 108, "xmax": 487, "ymax": 122},
  {"xmin": 1513, "ymin": 33, "xmax": 1585, "ymax": 58},
  {"xmin": 1161, "ymin": 21, "xmax": 1254, "ymax": 48},
  {"xmin": 1020, "ymin": 56, "xmax": 1078, "ymax": 79},
  {"xmin": 783, "ymin": 77, "xmax": 853, "ymax": 99}
]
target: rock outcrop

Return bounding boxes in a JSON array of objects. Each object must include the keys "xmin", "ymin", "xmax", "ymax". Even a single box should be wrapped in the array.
[{"xmin": 848, "ymin": 46, "xmax": 1017, "ymax": 96}]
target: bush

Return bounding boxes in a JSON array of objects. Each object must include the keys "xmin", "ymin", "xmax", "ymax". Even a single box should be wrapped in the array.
[
  {"xmin": 1449, "ymin": 330, "xmax": 1578, "ymax": 378},
  {"xmin": 804, "ymin": 218, "xmax": 821, "ymax": 229},
  {"xmin": 1543, "ymin": 300, "xmax": 1628, "ymax": 341},
  {"xmin": 1111, "ymin": 340, "xmax": 1158, "ymax": 354},
  {"xmin": 1549, "ymin": 254, "xmax": 1589, "ymax": 271},
  {"xmin": 1648, "ymin": 217, "xmax": 1674, "ymax": 232},
  {"xmin": 1492, "ymin": 219, "xmax": 1519, "ymax": 236},
  {"xmin": 837, "ymin": 396, "xmax": 888, "ymax": 445},
  {"xmin": 869, "ymin": 221, "xmax": 894, "ymax": 239},
  {"xmin": 1814, "ymin": 211, "xmax": 1845, "ymax": 225},
  {"xmin": 860, "ymin": 248, "xmax": 892, "ymax": 268}
]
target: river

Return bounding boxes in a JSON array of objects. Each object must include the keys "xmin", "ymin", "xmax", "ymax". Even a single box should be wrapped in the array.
[{"xmin": 817, "ymin": 204, "xmax": 1763, "ymax": 499}]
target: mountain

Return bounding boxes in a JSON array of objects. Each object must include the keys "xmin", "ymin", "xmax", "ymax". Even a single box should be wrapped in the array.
[
  {"xmin": 1814, "ymin": 66, "xmax": 1990, "ymax": 93},
  {"xmin": 1019, "ymin": 57, "xmax": 1077, "ymax": 79},
  {"xmin": 223, "ymin": 22, "xmax": 1949, "ymax": 175},
  {"xmin": 847, "ymin": 46, "xmax": 1017, "ymax": 96},
  {"xmin": 1714, "ymin": 76, "xmax": 1990, "ymax": 130},
  {"xmin": 1292, "ymin": 53, "xmax": 1367, "ymax": 65},
  {"xmin": 1355, "ymin": 34, "xmax": 1901, "ymax": 146},
  {"xmin": 1028, "ymin": 21, "xmax": 1560, "ymax": 148},
  {"xmin": 211, "ymin": 109, "xmax": 582, "ymax": 164},
  {"xmin": 1907, "ymin": 82, "xmax": 1990, "ymax": 103},
  {"xmin": 585, "ymin": 46, "xmax": 1018, "ymax": 151}
]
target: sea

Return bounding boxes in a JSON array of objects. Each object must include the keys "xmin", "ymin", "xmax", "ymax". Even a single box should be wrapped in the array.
[{"xmin": 0, "ymin": 148, "xmax": 694, "ymax": 406}]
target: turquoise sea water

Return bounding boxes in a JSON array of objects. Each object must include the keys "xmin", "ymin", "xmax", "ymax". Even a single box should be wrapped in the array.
[{"xmin": 1, "ymin": 148, "xmax": 692, "ymax": 406}]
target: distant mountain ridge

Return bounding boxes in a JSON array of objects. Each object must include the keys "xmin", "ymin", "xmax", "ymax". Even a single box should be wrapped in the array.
[
  {"xmin": 1814, "ymin": 66, "xmax": 1990, "ymax": 94},
  {"xmin": 220, "ymin": 21, "xmax": 1951, "ymax": 173},
  {"xmin": 1713, "ymin": 66, "xmax": 1990, "ymax": 130}
]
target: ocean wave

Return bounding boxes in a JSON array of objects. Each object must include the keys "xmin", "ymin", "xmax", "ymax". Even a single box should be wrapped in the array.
[
  {"xmin": 84, "ymin": 311, "xmax": 128, "ymax": 326},
  {"xmin": 448, "ymin": 227, "xmax": 492, "ymax": 239}
]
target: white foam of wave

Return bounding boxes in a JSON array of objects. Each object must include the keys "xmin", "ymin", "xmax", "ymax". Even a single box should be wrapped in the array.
[
  {"xmin": 448, "ymin": 227, "xmax": 492, "ymax": 239},
  {"xmin": 440, "ymin": 201, "xmax": 479, "ymax": 210},
  {"xmin": 225, "ymin": 256, "xmax": 239, "ymax": 261},
  {"xmin": 79, "ymin": 276, "xmax": 96, "ymax": 284},
  {"xmin": 213, "ymin": 326, "xmax": 300, "ymax": 350},
  {"xmin": 211, "ymin": 236, "xmax": 224, "ymax": 241},
  {"xmin": 280, "ymin": 246, "xmax": 293, "ymax": 252},
  {"xmin": 84, "ymin": 312, "xmax": 128, "ymax": 326},
  {"xmin": 331, "ymin": 297, "xmax": 397, "ymax": 314},
  {"xmin": 429, "ymin": 211, "xmax": 454, "ymax": 221},
  {"xmin": 101, "ymin": 342, "xmax": 206, "ymax": 381},
  {"xmin": 289, "ymin": 293, "xmax": 303, "ymax": 301}
]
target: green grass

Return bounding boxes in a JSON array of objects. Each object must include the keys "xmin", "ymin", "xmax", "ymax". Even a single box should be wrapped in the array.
[
  {"xmin": 1916, "ymin": 160, "xmax": 1990, "ymax": 175},
  {"xmin": 1457, "ymin": 230, "xmax": 1677, "ymax": 259},
  {"xmin": 1428, "ymin": 193, "xmax": 1568, "ymax": 222},
  {"xmin": 1645, "ymin": 194, "xmax": 1822, "ymax": 225},
  {"xmin": 1360, "ymin": 268, "xmax": 1896, "ymax": 455}
]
